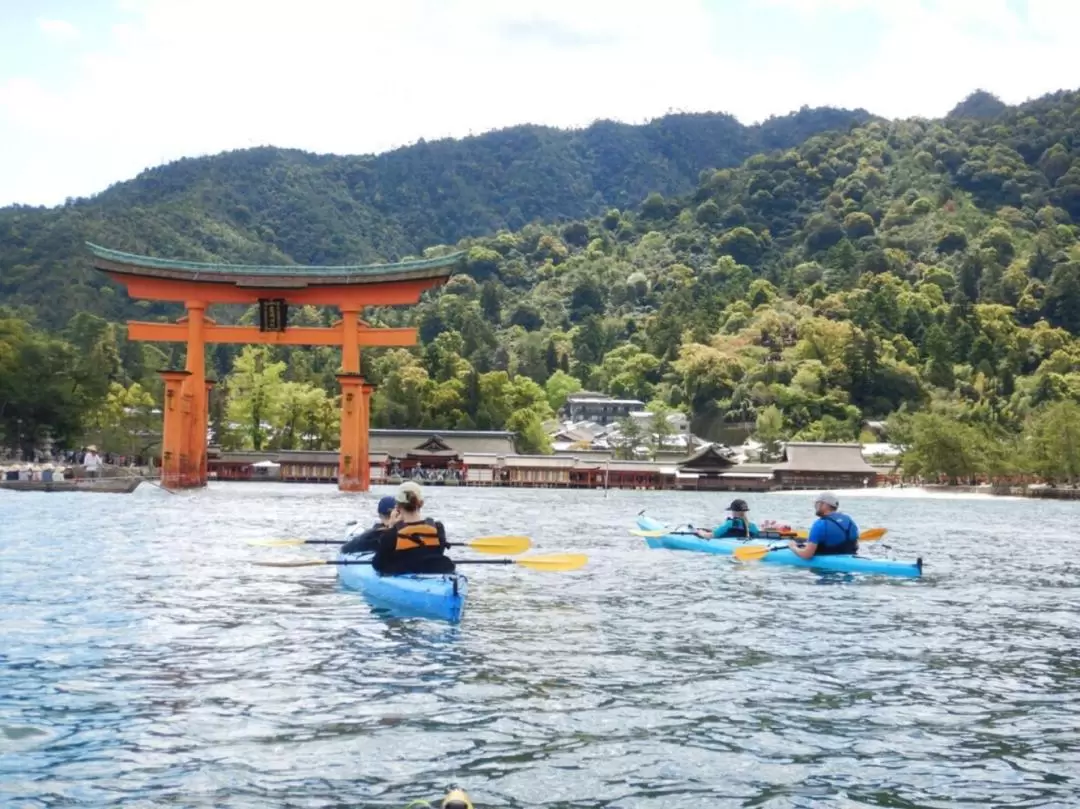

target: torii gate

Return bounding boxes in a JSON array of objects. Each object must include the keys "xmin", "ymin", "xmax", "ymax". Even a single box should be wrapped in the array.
[{"xmin": 88, "ymin": 243, "xmax": 461, "ymax": 492}]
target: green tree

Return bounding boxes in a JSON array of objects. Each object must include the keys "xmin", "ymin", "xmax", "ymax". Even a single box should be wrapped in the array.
[
  {"xmin": 223, "ymin": 346, "xmax": 287, "ymax": 450},
  {"xmin": 902, "ymin": 413, "xmax": 986, "ymax": 484},
  {"xmin": 755, "ymin": 405, "xmax": 786, "ymax": 461},
  {"xmin": 1025, "ymin": 401, "xmax": 1080, "ymax": 484},
  {"xmin": 85, "ymin": 382, "xmax": 158, "ymax": 457},
  {"xmin": 612, "ymin": 416, "xmax": 644, "ymax": 460},
  {"xmin": 545, "ymin": 370, "xmax": 582, "ymax": 414}
]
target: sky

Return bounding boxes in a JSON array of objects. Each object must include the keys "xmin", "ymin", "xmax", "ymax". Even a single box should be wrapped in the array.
[{"xmin": 1, "ymin": 0, "xmax": 1079, "ymax": 208}]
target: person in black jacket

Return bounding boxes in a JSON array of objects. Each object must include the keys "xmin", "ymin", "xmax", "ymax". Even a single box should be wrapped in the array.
[
  {"xmin": 340, "ymin": 495, "xmax": 397, "ymax": 554},
  {"xmin": 372, "ymin": 481, "xmax": 455, "ymax": 576}
]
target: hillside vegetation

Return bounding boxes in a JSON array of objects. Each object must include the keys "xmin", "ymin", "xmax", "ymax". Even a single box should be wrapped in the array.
[
  {"xmin": 4, "ymin": 89, "xmax": 1080, "ymax": 482},
  {"xmin": 0, "ymin": 106, "xmax": 870, "ymax": 329}
]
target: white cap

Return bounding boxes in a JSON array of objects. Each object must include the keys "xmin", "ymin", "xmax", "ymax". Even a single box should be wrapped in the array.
[
  {"xmin": 395, "ymin": 480, "xmax": 423, "ymax": 503},
  {"xmin": 814, "ymin": 491, "xmax": 839, "ymax": 508}
]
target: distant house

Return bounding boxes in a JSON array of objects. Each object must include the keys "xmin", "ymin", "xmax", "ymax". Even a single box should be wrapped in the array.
[
  {"xmin": 772, "ymin": 442, "xmax": 877, "ymax": 489},
  {"xmin": 677, "ymin": 444, "xmax": 775, "ymax": 491},
  {"xmin": 563, "ymin": 393, "xmax": 646, "ymax": 425},
  {"xmin": 210, "ymin": 429, "xmax": 518, "ymax": 484}
]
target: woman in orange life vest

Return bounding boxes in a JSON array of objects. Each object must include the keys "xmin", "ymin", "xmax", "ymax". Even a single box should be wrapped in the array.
[{"xmin": 372, "ymin": 481, "xmax": 455, "ymax": 576}]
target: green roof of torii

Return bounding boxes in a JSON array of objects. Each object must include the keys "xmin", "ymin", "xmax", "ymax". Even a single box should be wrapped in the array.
[{"xmin": 87, "ymin": 242, "xmax": 464, "ymax": 285}]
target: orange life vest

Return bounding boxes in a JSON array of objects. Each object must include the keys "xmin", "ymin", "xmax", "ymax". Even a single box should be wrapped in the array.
[{"xmin": 392, "ymin": 519, "xmax": 443, "ymax": 552}]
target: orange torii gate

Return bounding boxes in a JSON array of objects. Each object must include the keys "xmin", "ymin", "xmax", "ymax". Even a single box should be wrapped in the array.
[{"xmin": 88, "ymin": 243, "xmax": 461, "ymax": 492}]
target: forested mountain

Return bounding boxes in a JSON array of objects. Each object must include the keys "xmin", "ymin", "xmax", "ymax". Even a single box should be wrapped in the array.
[
  {"xmin": 4, "ymin": 89, "xmax": 1080, "ymax": 482},
  {"xmin": 0, "ymin": 105, "xmax": 871, "ymax": 329}
]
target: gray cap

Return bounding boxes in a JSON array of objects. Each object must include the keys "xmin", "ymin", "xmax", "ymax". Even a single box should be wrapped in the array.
[{"xmin": 814, "ymin": 491, "xmax": 839, "ymax": 508}]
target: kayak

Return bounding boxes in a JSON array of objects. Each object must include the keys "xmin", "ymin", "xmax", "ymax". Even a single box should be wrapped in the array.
[
  {"xmin": 637, "ymin": 516, "xmax": 923, "ymax": 578},
  {"xmin": 637, "ymin": 515, "xmax": 769, "ymax": 555},
  {"xmin": 337, "ymin": 551, "xmax": 468, "ymax": 623}
]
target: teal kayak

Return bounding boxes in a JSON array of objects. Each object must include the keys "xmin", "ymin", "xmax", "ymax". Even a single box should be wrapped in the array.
[
  {"xmin": 638, "ymin": 516, "xmax": 923, "ymax": 578},
  {"xmin": 338, "ymin": 551, "xmax": 468, "ymax": 623},
  {"xmin": 637, "ymin": 516, "xmax": 768, "ymax": 555}
]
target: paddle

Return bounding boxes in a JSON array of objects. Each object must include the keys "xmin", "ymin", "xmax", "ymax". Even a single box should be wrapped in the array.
[
  {"xmin": 246, "ymin": 535, "xmax": 531, "ymax": 555},
  {"xmin": 632, "ymin": 526, "xmax": 886, "ymax": 541},
  {"xmin": 631, "ymin": 528, "xmax": 704, "ymax": 538},
  {"xmin": 792, "ymin": 527, "xmax": 887, "ymax": 541},
  {"xmin": 252, "ymin": 552, "xmax": 588, "ymax": 572},
  {"xmin": 733, "ymin": 529, "xmax": 887, "ymax": 561}
]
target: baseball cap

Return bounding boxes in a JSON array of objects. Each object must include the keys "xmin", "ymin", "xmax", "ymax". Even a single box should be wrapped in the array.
[
  {"xmin": 377, "ymin": 495, "xmax": 396, "ymax": 516},
  {"xmin": 814, "ymin": 491, "xmax": 839, "ymax": 508}
]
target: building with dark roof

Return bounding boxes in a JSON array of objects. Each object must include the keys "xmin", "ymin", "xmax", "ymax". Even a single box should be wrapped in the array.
[{"xmin": 772, "ymin": 442, "xmax": 877, "ymax": 489}]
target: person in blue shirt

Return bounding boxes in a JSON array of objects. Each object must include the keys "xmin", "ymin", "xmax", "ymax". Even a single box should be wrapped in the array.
[
  {"xmin": 695, "ymin": 499, "xmax": 760, "ymax": 539},
  {"xmin": 790, "ymin": 492, "xmax": 859, "ymax": 558},
  {"xmin": 340, "ymin": 495, "xmax": 398, "ymax": 554}
]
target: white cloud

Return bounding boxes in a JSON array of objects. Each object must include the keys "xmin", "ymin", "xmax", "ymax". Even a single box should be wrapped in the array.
[
  {"xmin": 2, "ymin": 0, "xmax": 1080, "ymax": 207},
  {"xmin": 37, "ymin": 18, "xmax": 80, "ymax": 43}
]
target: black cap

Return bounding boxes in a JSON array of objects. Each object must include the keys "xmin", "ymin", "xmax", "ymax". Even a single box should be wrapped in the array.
[{"xmin": 727, "ymin": 499, "xmax": 749, "ymax": 512}]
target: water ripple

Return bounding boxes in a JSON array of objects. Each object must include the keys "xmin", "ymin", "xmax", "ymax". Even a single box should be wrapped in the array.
[{"xmin": 1, "ymin": 484, "xmax": 1078, "ymax": 807}]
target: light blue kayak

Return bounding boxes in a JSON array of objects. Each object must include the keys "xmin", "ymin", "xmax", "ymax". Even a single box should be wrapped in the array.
[
  {"xmin": 638, "ymin": 516, "xmax": 923, "ymax": 578},
  {"xmin": 637, "ymin": 516, "xmax": 768, "ymax": 555},
  {"xmin": 337, "ymin": 551, "xmax": 468, "ymax": 623}
]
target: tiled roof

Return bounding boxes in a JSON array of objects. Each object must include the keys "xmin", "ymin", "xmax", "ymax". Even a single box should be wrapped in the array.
[
  {"xmin": 88, "ymin": 242, "xmax": 463, "ymax": 285},
  {"xmin": 773, "ymin": 442, "xmax": 876, "ymax": 473}
]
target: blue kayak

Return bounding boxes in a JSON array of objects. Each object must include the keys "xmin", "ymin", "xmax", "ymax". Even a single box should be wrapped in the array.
[
  {"xmin": 338, "ymin": 551, "xmax": 468, "ymax": 623},
  {"xmin": 638, "ymin": 516, "xmax": 923, "ymax": 578}
]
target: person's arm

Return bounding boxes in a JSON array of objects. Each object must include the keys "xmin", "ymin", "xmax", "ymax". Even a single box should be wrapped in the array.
[
  {"xmin": 710, "ymin": 519, "xmax": 735, "ymax": 538},
  {"xmin": 789, "ymin": 520, "xmax": 822, "ymax": 559},
  {"xmin": 371, "ymin": 526, "xmax": 398, "ymax": 572},
  {"xmin": 435, "ymin": 520, "xmax": 448, "ymax": 548},
  {"xmin": 749, "ymin": 521, "xmax": 761, "ymax": 538},
  {"xmin": 341, "ymin": 526, "xmax": 383, "ymax": 554}
]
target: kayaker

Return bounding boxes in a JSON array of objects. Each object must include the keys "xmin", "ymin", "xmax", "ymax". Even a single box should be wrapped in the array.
[
  {"xmin": 372, "ymin": 481, "xmax": 455, "ymax": 575},
  {"xmin": 695, "ymin": 498, "xmax": 760, "ymax": 539},
  {"xmin": 789, "ymin": 492, "xmax": 859, "ymax": 559},
  {"xmin": 340, "ymin": 495, "xmax": 398, "ymax": 554}
]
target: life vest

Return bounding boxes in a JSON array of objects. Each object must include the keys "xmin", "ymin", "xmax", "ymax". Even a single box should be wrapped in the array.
[
  {"xmin": 814, "ymin": 514, "xmax": 859, "ymax": 555},
  {"xmin": 718, "ymin": 517, "xmax": 751, "ymax": 539},
  {"xmin": 392, "ymin": 518, "xmax": 443, "ymax": 552}
]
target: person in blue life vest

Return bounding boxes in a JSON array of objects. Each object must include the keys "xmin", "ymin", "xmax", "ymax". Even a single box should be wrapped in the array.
[
  {"xmin": 372, "ymin": 481, "xmax": 455, "ymax": 576},
  {"xmin": 790, "ymin": 491, "xmax": 859, "ymax": 559},
  {"xmin": 340, "ymin": 495, "xmax": 398, "ymax": 554},
  {"xmin": 695, "ymin": 499, "xmax": 760, "ymax": 539}
]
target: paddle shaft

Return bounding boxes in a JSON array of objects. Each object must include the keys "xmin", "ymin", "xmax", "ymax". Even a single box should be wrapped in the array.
[
  {"xmin": 332, "ymin": 558, "xmax": 517, "ymax": 566},
  {"xmin": 273, "ymin": 539, "xmax": 487, "ymax": 547}
]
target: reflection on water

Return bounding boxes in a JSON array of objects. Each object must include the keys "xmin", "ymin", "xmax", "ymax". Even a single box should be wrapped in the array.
[{"xmin": 1, "ymin": 483, "xmax": 1079, "ymax": 807}]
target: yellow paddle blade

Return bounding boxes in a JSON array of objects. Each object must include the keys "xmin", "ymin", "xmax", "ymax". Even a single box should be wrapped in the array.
[
  {"xmin": 251, "ymin": 559, "xmax": 328, "ymax": 567},
  {"xmin": 793, "ymin": 527, "xmax": 887, "ymax": 541},
  {"xmin": 733, "ymin": 545, "xmax": 773, "ymax": 561},
  {"xmin": 468, "ymin": 535, "xmax": 531, "ymax": 555},
  {"xmin": 246, "ymin": 538, "xmax": 307, "ymax": 547},
  {"xmin": 629, "ymin": 528, "xmax": 669, "ymax": 538},
  {"xmin": 514, "ymin": 553, "xmax": 588, "ymax": 572}
]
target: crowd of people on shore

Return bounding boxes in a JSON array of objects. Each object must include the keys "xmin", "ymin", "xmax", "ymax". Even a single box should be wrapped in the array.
[{"xmin": 0, "ymin": 445, "xmax": 153, "ymax": 481}]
